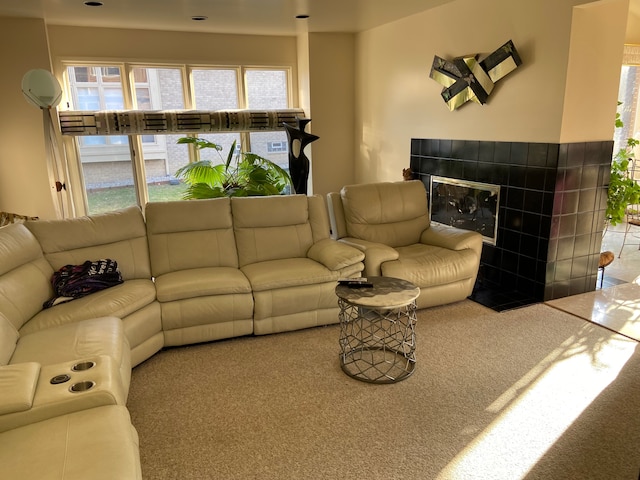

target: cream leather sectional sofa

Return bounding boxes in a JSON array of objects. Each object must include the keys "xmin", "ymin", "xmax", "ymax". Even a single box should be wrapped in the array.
[{"xmin": 0, "ymin": 194, "xmax": 365, "ymax": 479}]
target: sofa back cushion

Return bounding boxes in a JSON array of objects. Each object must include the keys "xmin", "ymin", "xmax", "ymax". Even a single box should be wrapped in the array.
[
  {"xmin": 340, "ymin": 181, "xmax": 430, "ymax": 247},
  {"xmin": 326, "ymin": 191, "xmax": 348, "ymax": 240},
  {"xmin": 307, "ymin": 195, "xmax": 332, "ymax": 243},
  {"xmin": 0, "ymin": 311, "xmax": 20, "ymax": 365},
  {"xmin": 0, "ymin": 224, "xmax": 54, "ymax": 332},
  {"xmin": 25, "ymin": 206, "xmax": 151, "ymax": 281},
  {"xmin": 232, "ymin": 195, "xmax": 317, "ymax": 267},
  {"xmin": 145, "ymin": 198, "xmax": 239, "ymax": 277}
]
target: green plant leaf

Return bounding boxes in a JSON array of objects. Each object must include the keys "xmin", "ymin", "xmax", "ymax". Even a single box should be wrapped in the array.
[
  {"xmin": 177, "ymin": 137, "xmax": 223, "ymax": 151},
  {"xmin": 175, "ymin": 136, "xmax": 294, "ymax": 199},
  {"xmin": 225, "ymin": 140, "xmax": 237, "ymax": 170},
  {"xmin": 607, "ymin": 110, "xmax": 640, "ymax": 226},
  {"xmin": 175, "ymin": 160, "xmax": 226, "ymax": 187},
  {"xmin": 181, "ymin": 183, "xmax": 226, "ymax": 199}
]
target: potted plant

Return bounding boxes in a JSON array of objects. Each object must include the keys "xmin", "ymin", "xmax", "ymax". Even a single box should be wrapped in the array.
[
  {"xmin": 175, "ymin": 137, "xmax": 293, "ymax": 199},
  {"xmin": 606, "ymin": 107, "xmax": 640, "ymax": 226}
]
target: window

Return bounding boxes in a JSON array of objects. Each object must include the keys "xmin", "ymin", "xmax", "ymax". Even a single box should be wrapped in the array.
[
  {"xmin": 130, "ymin": 67, "xmax": 187, "ymax": 204},
  {"xmin": 617, "ymin": 65, "xmax": 640, "ymax": 152},
  {"xmin": 246, "ymin": 69, "xmax": 291, "ymax": 170},
  {"xmin": 63, "ymin": 63, "xmax": 291, "ymax": 214},
  {"xmin": 191, "ymin": 68, "xmax": 241, "ymax": 165},
  {"xmin": 68, "ymin": 66, "xmax": 127, "ymax": 148}
]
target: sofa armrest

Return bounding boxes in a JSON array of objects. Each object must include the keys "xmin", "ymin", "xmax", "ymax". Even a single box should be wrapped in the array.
[
  {"xmin": 307, "ymin": 238, "xmax": 365, "ymax": 271},
  {"xmin": 336, "ymin": 238, "xmax": 399, "ymax": 276},
  {"xmin": 420, "ymin": 224, "xmax": 483, "ymax": 256},
  {"xmin": 0, "ymin": 363, "xmax": 40, "ymax": 415}
]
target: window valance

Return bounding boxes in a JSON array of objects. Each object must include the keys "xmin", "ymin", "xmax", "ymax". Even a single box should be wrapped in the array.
[{"xmin": 58, "ymin": 108, "xmax": 305, "ymax": 136}]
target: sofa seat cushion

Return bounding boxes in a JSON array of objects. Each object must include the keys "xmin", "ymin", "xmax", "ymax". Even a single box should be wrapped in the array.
[
  {"xmin": 11, "ymin": 316, "xmax": 126, "ymax": 366},
  {"xmin": 20, "ymin": 279, "xmax": 156, "ymax": 335},
  {"xmin": 0, "ymin": 405, "xmax": 141, "ymax": 480},
  {"xmin": 383, "ymin": 243, "xmax": 480, "ymax": 288},
  {"xmin": 11, "ymin": 317, "xmax": 131, "ymax": 393},
  {"xmin": 154, "ymin": 267, "xmax": 251, "ymax": 303},
  {"xmin": 241, "ymin": 258, "xmax": 339, "ymax": 292}
]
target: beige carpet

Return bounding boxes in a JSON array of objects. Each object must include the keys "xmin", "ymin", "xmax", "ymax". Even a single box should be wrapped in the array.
[{"xmin": 127, "ymin": 301, "xmax": 640, "ymax": 480}]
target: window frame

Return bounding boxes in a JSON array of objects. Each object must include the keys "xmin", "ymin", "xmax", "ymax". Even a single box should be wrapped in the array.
[{"xmin": 59, "ymin": 61, "xmax": 293, "ymax": 216}]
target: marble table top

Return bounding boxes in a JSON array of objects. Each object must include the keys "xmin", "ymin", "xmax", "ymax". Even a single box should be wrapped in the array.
[{"xmin": 335, "ymin": 276, "xmax": 420, "ymax": 308}]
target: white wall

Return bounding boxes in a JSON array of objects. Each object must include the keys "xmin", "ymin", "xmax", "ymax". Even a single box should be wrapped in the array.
[
  {"xmin": 560, "ymin": 0, "xmax": 629, "ymax": 143},
  {"xmin": 47, "ymin": 26, "xmax": 298, "ymax": 70},
  {"xmin": 0, "ymin": 17, "xmax": 58, "ymax": 219},
  {"xmin": 626, "ymin": 0, "xmax": 640, "ymax": 43},
  {"xmin": 294, "ymin": 32, "xmax": 356, "ymax": 196},
  {"xmin": 306, "ymin": 33, "xmax": 356, "ymax": 195},
  {"xmin": 354, "ymin": 0, "xmax": 629, "ymax": 184}
]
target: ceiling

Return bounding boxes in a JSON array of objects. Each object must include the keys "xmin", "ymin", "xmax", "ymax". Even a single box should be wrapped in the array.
[{"xmin": 0, "ymin": 0, "xmax": 455, "ymax": 36}]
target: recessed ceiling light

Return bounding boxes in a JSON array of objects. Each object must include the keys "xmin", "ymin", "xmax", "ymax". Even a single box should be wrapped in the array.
[
  {"xmin": 191, "ymin": 15, "xmax": 208, "ymax": 21},
  {"xmin": 296, "ymin": 15, "xmax": 309, "ymax": 19},
  {"xmin": 84, "ymin": 1, "xmax": 103, "ymax": 6}
]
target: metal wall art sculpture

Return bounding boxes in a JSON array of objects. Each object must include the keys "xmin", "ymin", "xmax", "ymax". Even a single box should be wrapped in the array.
[{"xmin": 429, "ymin": 40, "xmax": 522, "ymax": 111}]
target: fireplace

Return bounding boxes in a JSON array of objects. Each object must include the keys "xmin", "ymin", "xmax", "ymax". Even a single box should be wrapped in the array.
[
  {"xmin": 430, "ymin": 176, "xmax": 500, "ymax": 245},
  {"xmin": 410, "ymin": 138, "xmax": 613, "ymax": 311}
]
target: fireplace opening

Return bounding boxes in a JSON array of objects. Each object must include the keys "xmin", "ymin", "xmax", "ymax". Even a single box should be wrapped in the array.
[{"xmin": 429, "ymin": 176, "xmax": 500, "ymax": 245}]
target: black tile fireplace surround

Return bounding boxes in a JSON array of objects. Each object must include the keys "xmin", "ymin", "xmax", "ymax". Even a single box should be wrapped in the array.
[{"xmin": 410, "ymin": 138, "xmax": 613, "ymax": 311}]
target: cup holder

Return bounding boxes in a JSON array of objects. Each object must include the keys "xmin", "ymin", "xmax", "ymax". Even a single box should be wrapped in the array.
[
  {"xmin": 50, "ymin": 374, "xmax": 71, "ymax": 385},
  {"xmin": 71, "ymin": 361, "xmax": 96, "ymax": 372},
  {"xmin": 69, "ymin": 381, "xmax": 95, "ymax": 393}
]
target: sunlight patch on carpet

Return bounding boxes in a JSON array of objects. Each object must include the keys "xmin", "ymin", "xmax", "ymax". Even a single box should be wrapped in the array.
[
  {"xmin": 436, "ymin": 327, "xmax": 637, "ymax": 480},
  {"xmin": 593, "ymin": 295, "xmax": 640, "ymax": 332}
]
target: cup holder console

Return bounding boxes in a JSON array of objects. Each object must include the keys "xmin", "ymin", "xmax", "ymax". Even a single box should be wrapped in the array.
[
  {"xmin": 47, "ymin": 361, "xmax": 100, "ymax": 394},
  {"xmin": 0, "ymin": 356, "xmax": 127, "ymax": 431},
  {"xmin": 71, "ymin": 361, "xmax": 95, "ymax": 372},
  {"xmin": 69, "ymin": 381, "xmax": 95, "ymax": 393}
]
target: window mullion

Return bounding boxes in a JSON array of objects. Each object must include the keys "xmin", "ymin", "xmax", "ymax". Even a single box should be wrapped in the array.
[
  {"xmin": 121, "ymin": 64, "xmax": 148, "ymax": 208},
  {"xmin": 238, "ymin": 67, "xmax": 248, "ymax": 109},
  {"xmin": 121, "ymin": 63, "xmax": 135, "ymax": 109},
  {"xmin": 183, "ymin": 66, "xmax": 195, "ymax": 110},
  {"xmin": 64, "ymin": 136, "xmax": 89, "ymax": 217},
  {"xmin": 183, "ymin": 66, "xmax": 200, "ymax": 163},
  {"xmin": 129, "ymin": 135, "xmax": 149, "ymax": 208},
  {"xmin": 238, "ymin": 67, "xmax": 250, "ymax": 152}
]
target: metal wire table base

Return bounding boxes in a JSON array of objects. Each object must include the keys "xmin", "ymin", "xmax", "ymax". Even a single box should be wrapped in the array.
[{"xmin": 338, "ymin": 298, "xmax": 417, "ymax": 384}]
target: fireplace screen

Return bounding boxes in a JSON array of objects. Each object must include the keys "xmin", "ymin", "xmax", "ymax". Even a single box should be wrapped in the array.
[{"xmin": 429, "ymin": 176, "xmax": 500, "ymax": 245}]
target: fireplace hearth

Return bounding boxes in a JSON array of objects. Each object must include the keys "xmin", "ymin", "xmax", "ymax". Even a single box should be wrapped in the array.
[{"xmin": 410, "ymin": 138, "xmax": 613, "ymax": 311}]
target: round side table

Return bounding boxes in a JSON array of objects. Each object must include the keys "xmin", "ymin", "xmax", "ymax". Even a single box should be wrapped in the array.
[{"xmin": 335, "ymin": 276, "xmax": 420, "ymax": 384}]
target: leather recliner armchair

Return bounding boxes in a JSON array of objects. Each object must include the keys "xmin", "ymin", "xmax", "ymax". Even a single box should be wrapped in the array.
[{"xmin": 327, "ymin": 180, "xmax": 483, "ymax": 309}]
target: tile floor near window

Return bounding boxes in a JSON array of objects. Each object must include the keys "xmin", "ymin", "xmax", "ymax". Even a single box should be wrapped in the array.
[
  {"xmin": 599, "ymin": 222, "xmax": 640, "ymax": 286},
  {"xmin": 545, "ymin": 221, "xmax": 640, "ymax": 342}
]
